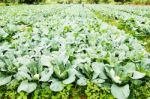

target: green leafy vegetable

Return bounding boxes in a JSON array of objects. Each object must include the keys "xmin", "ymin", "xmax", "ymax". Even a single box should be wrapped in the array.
[{"xmin": 111, "ymin": 84, "xmax": 130, "ymax": 99}]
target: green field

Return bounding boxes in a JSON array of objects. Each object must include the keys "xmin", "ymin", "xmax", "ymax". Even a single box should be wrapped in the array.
[{"xmin": 0, "ymin": 4, "xmax": 150, "ymax": 99}]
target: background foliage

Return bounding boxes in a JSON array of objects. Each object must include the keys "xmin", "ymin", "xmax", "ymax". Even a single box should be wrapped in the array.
[{"xmin": 0, "ymin": 0, "xmax": 150, "ymax": 4}]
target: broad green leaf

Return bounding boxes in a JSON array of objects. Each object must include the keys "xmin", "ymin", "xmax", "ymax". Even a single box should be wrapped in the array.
[
  {"xmin": 0, "ymin": 76, "xmax": 12, "ymax": 86},
  {"xmin": 92, "ymin": 62, "xmax": 107, "ymax": 79},
  {"xmin": 50, "ymin": 80, "xmax": 64, "ymax": 92},
  {"xmin": 92, "ymin": 79, "xmax": 105, "ymax": 84},
  {"xmin": 124, "ymin": 62, "xmax": 136, "ymax": 73},
  {"xmin": 132, "ymin": 71, "xmax": 145, "ymax": 79},
  {"xmin": 124, "ymin": 63, "xmax": 145, "ymax": 79},
  {"xmin": 40, "ymin": 55, "xmax": 52, "ymax": 67},
  {"xmin": 40, "ymin": 68, "xmax": 53, "ymax": 81},
  {"xmin": 142, "ymin": 58, "xmax": 150, "ymax": 64},
  {"xmin": 53, "ymin": 66, "xmax": 68, "ymax": 79},
  {"xmin": 63, "ymin": 69, "xmax": 76, "ymax": 84},
  {"xmin": 59, "ymin": 51, "xmax": 69, "ymax": 65},
  {"xmin": 17, "ymin": 56, "xmax": 31, "ymax": 66},
  {"xmin": 0, "ymin": 61, "xmax": 5, "ymax": 69},
  {"xmin": 119, "ymin": 44, "xmax": 129, "ymax": 51},
  {"xmin": 63, "ymin": 75, "xmax": 75, "ymax": 84},
  {"xmin": 0, "ymin": 28, "xmax": 8, "ymax": 38},
  {"xmin": 111, "ymin": 84, "xmax": 130, "ymax": 99},
  {"xmin": 147, "ymin": 97, "xmax": 150, "ymax": 99},
  {"xmin": 77, "ymin": 77, "xmax": 87, "ymax": 86},
  {"xmin": 15, "ymin": 71, "xmax": 32, "ymax": 80},
  {"xmin": 110, "ymin": 69, "xmax": 121, "ymax": 84},
  {"xmin": 14, "ymin": 66, "xmax": 31, "ymax": 80},
  {"xmin": 17, "ymin": 81, "xmax": 37, "ymax": 93}
]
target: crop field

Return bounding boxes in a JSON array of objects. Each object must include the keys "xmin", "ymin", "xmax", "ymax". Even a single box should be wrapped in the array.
[{"xmin": 0, "ymin": 5, "xmax": 150, "ymax": 98}]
